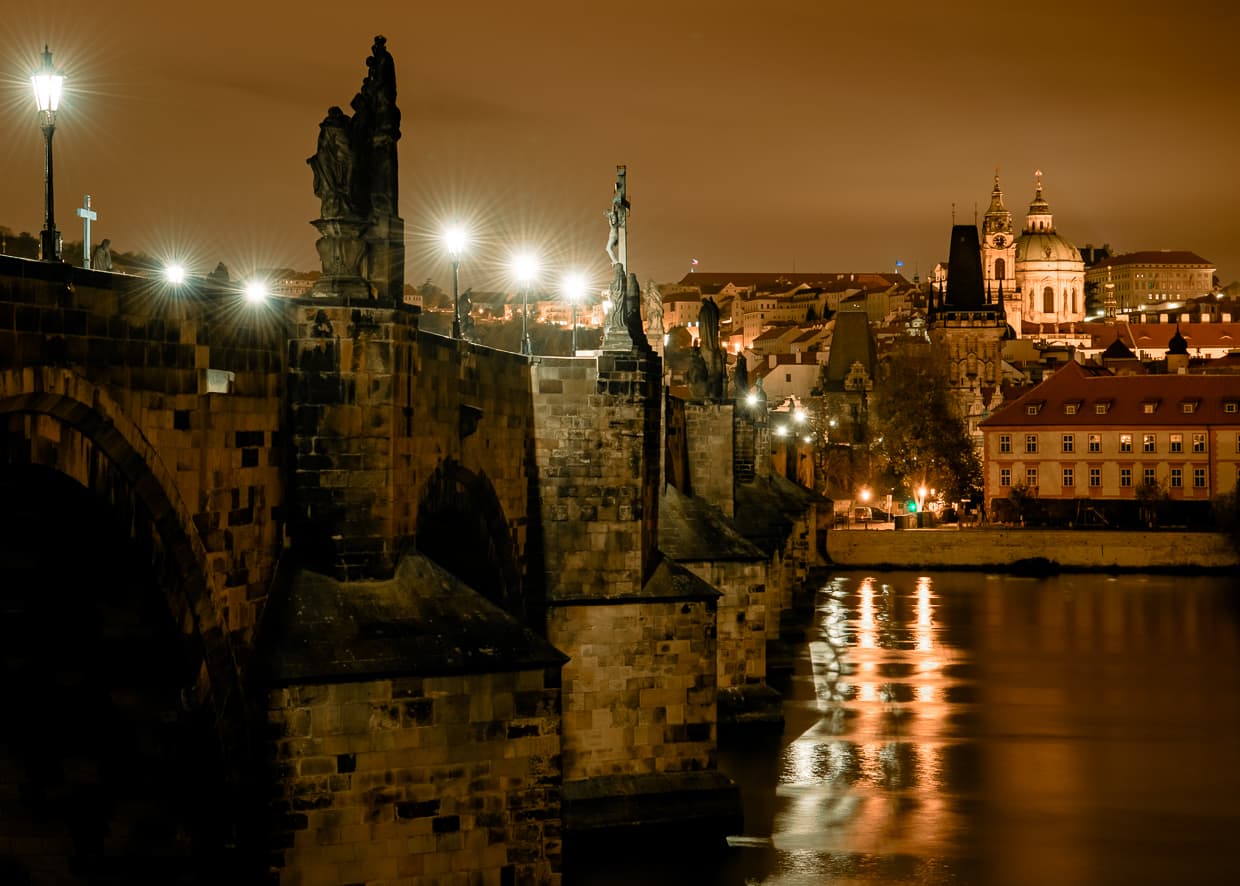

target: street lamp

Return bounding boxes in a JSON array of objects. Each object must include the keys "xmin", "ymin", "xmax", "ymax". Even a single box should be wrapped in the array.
[
  {"xmin": 562, "ymin": 271, "xmax": 586, "ymax": 355},
  {"xmin": 444, "ymin": 225, "xmax": 467, "ymax": 339},
  {"xmin": 31, "ymin": 45, "xmax": 64, "ymax": 262},
  {"xmin": 512, "ymin": 252, "xmax": 538, "ymax": 356}
]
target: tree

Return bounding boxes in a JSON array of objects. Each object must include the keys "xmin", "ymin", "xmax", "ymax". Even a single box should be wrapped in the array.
[
  {"xmin": 1135, "ymin": 478, "xmax": 1169, "ymax": 528},
  {"xmin": 868, "ymin": 353, "xmax": 982, "ymax": 503}
]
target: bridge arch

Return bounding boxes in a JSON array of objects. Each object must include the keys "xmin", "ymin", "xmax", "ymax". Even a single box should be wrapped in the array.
[
  {"xmin": 415, "ymin": 458, "xmax": 532, "ymax": 621},
  {"xmin": 0, "ymin": 368, "xmax": 254, "ymax": 879}
]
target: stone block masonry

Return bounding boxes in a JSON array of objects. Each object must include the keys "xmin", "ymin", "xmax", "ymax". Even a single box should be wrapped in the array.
[{"xmin": 266, "ymin": 669, "xmax": 562, "ymax": 885}]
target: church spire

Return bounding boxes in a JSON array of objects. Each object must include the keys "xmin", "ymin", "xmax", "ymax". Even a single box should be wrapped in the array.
[
  {"xmin": 1024, "ymin": 169, "xmax": 1054, "ymax": 234},
  {"xmin": 983, "ymin": 169, "xmax": 1013, "ymax": 235}
]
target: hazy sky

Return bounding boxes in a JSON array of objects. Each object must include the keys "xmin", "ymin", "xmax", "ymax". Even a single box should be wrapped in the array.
[{"xmin": 3, "ymin": 0, "xmax": 1238, "ymax": 292}]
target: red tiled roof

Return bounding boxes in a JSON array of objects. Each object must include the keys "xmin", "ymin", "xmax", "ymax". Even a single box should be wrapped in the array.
[{"xmin": 981, "ymin": 360, "xmax": 1240, "ymax": 428}]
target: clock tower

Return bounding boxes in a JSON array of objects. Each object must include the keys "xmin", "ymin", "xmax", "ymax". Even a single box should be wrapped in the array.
[{"xmin": 981, "ymin": 172, "xmax": 1017, "ymax": 300}]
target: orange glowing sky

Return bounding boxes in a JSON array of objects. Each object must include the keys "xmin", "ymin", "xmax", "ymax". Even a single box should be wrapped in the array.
[{"xmin": 3, "ymin": 0, "xmax": 1238, "ymax": 292}]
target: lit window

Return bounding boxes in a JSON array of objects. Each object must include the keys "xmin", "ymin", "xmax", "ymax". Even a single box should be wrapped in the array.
[
  {"xmin": 1170, "ymin": 433, "xmax": 1183, "ymax": 453},
  {"xmin": 1062, "ymin": 467, "xmax": 1074, "ymax": 487},
  {"xmin": 1064, "ymin": 403, "xmax": 1078, "ymax": 415},
  {"xmin": 1025, "ymin": 434, "xmax": 1038, "ymax": 454},
  {"xmin": 1143, "ymin": 402, "xmax": 1156, "ymax": 414},
  {"xmin": 1096, "ymin": 402, "xmax": 1110, "ymax": 414},
  {"xmin": 1089, "ymin": 468, "xmax": 1101, "ymax": 487},
  {"xmin": 1170, "ymin": 468, "xmax": 1182, "ymax": 488},
  {"xmin": 1088, "ymin": 434, "xmax": 1101, "ymax": 453},
  {"xmin": 1000, "ymin": 468, "xmax": 1011, "ymax": 487},
  {"xmin": 999, "ymin": 434, "xmax": 1012, "ymax": 454},
  {"xmin": 1143, "ymin": 434, "xmax": 1156, "ymax": 453},
  {"xmin": 1120, "ymin": 468, "xmax": 1132, "ymax": 487},
  {"xmin": 1193, "ymin": 467, "xmax": 1207, "ymax": 488},
  {"xmin": 1192, "ymin": 433, "xmax": 1207, "ymax": 453},
  {"xmin": 1026, "ymin": 467, "xmax": 1038, "ymax": 487},
  {"xmin": 1119, "ymin": 434, "xmax": 1133, "ymax": 453},
  {"xmin": 1062, "ymin": 434, "xmax": 1074, "ymax": 453}
]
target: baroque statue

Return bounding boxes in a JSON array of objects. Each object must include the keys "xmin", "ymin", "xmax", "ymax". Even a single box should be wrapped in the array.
[{"xmin": 644, "ymin": 279, "xmax": 664, "ymax": 335}]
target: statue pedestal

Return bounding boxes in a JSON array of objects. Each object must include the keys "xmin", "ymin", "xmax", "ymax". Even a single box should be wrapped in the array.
[
  {"xmin": 310, "ymin": 217, "xmax": 371, "ymax": 301},
  {"xmin": 364, "ymin": 213, "xmax": 405, "ymax": 305}
]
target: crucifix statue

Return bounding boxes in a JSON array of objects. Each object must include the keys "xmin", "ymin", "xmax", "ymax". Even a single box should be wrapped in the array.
[
  {"xmin": 76, "ymin": 195, "xmax": 97, "ymax": 269},
  {"xmin": 604, "ymin": 165, "xmax": 629, "ymax": 268}
]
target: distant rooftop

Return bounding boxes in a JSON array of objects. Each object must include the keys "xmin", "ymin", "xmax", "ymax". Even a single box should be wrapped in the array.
[
  {"xmin": 1091, "ymin": 250, "xmax": 1213, "ymax": 269},
  {"xmin": 675, "ymin": 271, "xmax": 908, "ymax": 290}
]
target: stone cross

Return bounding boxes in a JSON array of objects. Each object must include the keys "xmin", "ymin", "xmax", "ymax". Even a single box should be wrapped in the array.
[{"xmin": 76, "ymin": 195, "xmax": 96, "ymax": 269}]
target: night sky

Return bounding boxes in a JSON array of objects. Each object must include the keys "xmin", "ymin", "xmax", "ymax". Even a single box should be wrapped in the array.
[{"xmin": 4, "ymin": 1, "xmax": 1238, "ymax": 293}]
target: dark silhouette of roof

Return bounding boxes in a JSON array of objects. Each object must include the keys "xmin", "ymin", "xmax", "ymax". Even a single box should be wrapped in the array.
[{"xmin": 822, "ymin": 310, "xmax": 876, "ymax": 387}]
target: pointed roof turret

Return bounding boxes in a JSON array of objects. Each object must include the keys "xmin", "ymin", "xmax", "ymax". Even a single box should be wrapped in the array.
[{"xmin": 983, "ymin": 170, "xmax": 1013, "ymax": 236}]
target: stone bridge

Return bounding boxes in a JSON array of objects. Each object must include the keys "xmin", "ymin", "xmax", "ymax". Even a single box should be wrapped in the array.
[{"xmin": 0, "ymin": 253, "xmax": 821, "ymax": 884}]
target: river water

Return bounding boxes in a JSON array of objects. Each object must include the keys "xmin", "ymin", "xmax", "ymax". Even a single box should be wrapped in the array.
[{"xmin": 570, "ymin": 571, "xmax": 1240, "ymax": 885}]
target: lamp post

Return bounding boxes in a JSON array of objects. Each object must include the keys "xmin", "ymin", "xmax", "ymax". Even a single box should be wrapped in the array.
[
  {"xmin": 563, "ymin": 271, "xmax": 586, "ymax": 355},
  {"xmin": 32, "ymin": 45, "xmax": 64, "ymax": 263},
  {"xmin": 444, "ymin": 225, "xmax": 467, "ymax": 339},
  {"xmin": 513, "ymin": 252, "xmax": 537, "ymax": 356}
]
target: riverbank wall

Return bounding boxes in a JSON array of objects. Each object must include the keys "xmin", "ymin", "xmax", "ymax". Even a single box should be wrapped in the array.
[{"xmin": 825, "ymin": 528, "xmax": 1239, "ymax": 572}]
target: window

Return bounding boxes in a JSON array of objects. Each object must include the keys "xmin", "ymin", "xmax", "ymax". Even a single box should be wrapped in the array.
[
  {"xmin": 1143, "ymin": 467, "xmax": 1157, "ymax": 486},
  {"xmin": 1025, "ymin": 434, "xmax": 1038, "ymax": 454},
  {"xmin": 1043, "ymin": 286, "xmax": 1054, "ymax": 313},
  {"xmin": 1119, "ymin": 434, "xmax": 1133, "ymax": 453},
  {"xmin": 1181, "ymin": 401, "xmax": 1198, "ymax": 414},
  {"xmin": 995, "ymin": 257, "xmax": 1006, "ymax": 280},
  {"xmin": 1062, "ymin": 467, "xmax": 1074, "ymax": 487},
  {"xmin": 1170, "ymin": 468, "xmax": 1182, "ymax": 488},
  {"xmin": 1095, "ymin": 402, "xmax": 1110, "ymax": 414},
  {"xmin": 1064, "ymin": 402, "xmax": 1078, "ymax": 415},
  {"xmin": 1062, "ymin": 434, "xmax": 1074, "ymax": 453},
  {"xmin": 999, "ymin": 434, "xmax": 1012, "ymax": 454},
  {"xmin": 1192, "ymin": 433, "xmax": 1206, "ymax": 453},
  {"xmin": 1000, "ymin": 468, "xmax": 1011, "ymax": 487},
  {"xmin": 1026, "ymin": 467, "xmax": 1038, "ymax": 487},
  {"xmin": 1170, "ymin": 433, "xmax": 1183, "ymax": 453},
  {"xmin": 1027, "ymin": 405, "xmax": 1039, "ymax": 415},
  {"xmin": 1226, "ymin": 401, "xmax": 1238, "ymax": 414},
  {"xmin": 1089, "ymin": 468, "xmax": 1101, "ymax": 487},
  {"xmin": 1236, "ymin": 432, "xmax": 1240, "ymax": 454},
  {"xmin": 785, "ymin": 373, "xmax": 792, "ymax": 383},
  {"xmin": 1193, "ymin": 468, "xmax": 1206, "ymax": 488},
  {"xmin": 1120, "ymin": 468, "xmax": 1132, "ymax": 487},
  {"xmin": 1143, "ymin": 433, "xmax": 1156, "ymax": 453},
  {"xmin": 1088, "ymin": 434, "xmax": 1101, "ymax": 453},
  {"xmin": 1143, "ymin": 402, "xmax": 1157, "ymax": 414}
]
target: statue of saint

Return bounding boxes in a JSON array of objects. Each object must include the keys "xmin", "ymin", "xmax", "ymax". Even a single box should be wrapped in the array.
[
  {"xmin": 90, "ymin": 239, "xmax": 112, "ymax": 271},
  {"xmin": 733, "ymin": 353, "xmax": 749, "ymax": 396},
  {"xmin": 361, "ymin": 35, "xmax": 400, "ymax": 216},
  {"xmin": 686, "ymin": 346, "xmax": 709, "ymax": 400},
  {"xmin": 644, "ymin": 279, "xmax": 664, "ymax": 335},
  {"xmin": 624, "ymin": 272, "xmax": 645, "ymax": 344},
  {"xmin": 698, "ymin": 297, "xmax": 725, "ymax": 398},
  {"xmin": 308, "ymin": 107, "xmax": 355, "ymax": 219}
]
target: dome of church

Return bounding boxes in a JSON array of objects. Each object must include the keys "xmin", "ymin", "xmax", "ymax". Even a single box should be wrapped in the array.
[
  {"xmin": 1016, "ymin": 231, "xmax": 1081, "ymax": 264},
  {"xmin": 1167, "ymin": 326, "xmax": 1189, "ymax": 355}
]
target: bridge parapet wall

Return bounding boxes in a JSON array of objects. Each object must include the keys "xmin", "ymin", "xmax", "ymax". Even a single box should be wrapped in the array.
[{"xmin": 0, "ymin": 258, "xmax": 284, "ymax": 649}]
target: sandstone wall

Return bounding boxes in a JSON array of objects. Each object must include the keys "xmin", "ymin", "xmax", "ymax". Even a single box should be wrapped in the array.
[
  {"xmin": 549, "ymin": 599, "xmax": 717, "ymax": 779},
  {"xmin": 826, "ymin": 528, "xmax": 1240, "ymax": 570},
  {"xmin": 267, "ymin": 669, "xmax": 562, "ymax": 885}
]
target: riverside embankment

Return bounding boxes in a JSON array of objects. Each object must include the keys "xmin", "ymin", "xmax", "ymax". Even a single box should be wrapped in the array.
[{"xmin": 825, "ymin": 526, "xmax": 1239, "ymax": 572}]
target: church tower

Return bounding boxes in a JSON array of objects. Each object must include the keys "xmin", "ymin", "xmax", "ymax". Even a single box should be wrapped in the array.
[{"xmin": 981, "ymin": 172, "xmax": 1017, "ymax": 299}]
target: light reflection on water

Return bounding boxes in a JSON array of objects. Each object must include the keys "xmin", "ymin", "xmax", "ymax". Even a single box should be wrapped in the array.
[{"xmin": 568, "ymin": 571, "xmax": 1240, "ymax": 885}]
